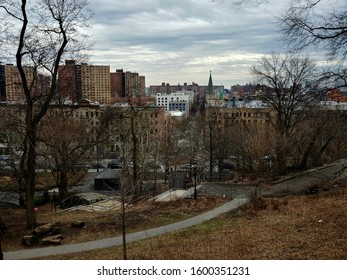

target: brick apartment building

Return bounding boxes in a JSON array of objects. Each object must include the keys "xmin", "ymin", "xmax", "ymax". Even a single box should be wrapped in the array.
[
  {"xmin": 110, "ymin": 69, "xmax": 146, "ymax": 101},
  {"xmin": 329, "ymin": 88, "xmax": 347, "ymax": 103},
  {"xmin": 59, "ymin": 61, "xmax": 146, "ymax": 104},
  {"xmin": 0, "ymin": 63, "xmax": 36, "ymax": 102},
  {"xmin": 58, "ymin": 60, "xmax": 111, "ymax": 104}
]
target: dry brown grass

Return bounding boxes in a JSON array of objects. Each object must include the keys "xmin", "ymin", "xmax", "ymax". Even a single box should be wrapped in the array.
[{"xmin": 42, "ymin": 186, "xmax": 347, "ymax": 260}]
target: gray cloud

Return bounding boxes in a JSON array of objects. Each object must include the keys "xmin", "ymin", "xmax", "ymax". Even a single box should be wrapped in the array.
[{"xmin": 88, "ymin": 0, "xmax": 285, "ymax": 86}]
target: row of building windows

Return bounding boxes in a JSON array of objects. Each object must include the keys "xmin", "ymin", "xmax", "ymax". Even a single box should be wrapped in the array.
[
  {"xmin": 169, "ymin": 104, "xmax": 186, "ymax": 110},
  {"xmin": 220, "ymin": 111, "xmax": 270, "ymax": 118}
]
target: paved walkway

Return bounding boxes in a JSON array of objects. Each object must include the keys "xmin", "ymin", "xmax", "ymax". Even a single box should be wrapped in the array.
[
  {"xmin": 3, "ymin": 159, "xmax": 347, "ymax": 260},
  {"xmin": 261, "ymin": 159, "xmax": 347, "ymax": 196}
]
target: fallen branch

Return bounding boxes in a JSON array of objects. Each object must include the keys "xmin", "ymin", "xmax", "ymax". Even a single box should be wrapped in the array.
[
  {"xmin": 42, "ymin": 234, "xmax": 64, "ymax": 246},
  {"xmin": 33, "ymin": 222, "xmax": 61, "ymax": 237}
]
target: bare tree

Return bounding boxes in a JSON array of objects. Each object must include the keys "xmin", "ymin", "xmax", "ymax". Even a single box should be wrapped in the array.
[
  {"xmin": 100, "ymin": 104, "xmax": 150, "ymax": 259},
  {"xmin": 230, "ymin": 119, "xmax": 276, "ymax": 174},
  {"xmin": 204, "ymin": 107, "xmax": 219, "ymax": 179},
  {"xmin": 203, "ymin": 107, "xmax": 234, "ymax": 179},
  {"xmin": 291, "ymin": 108, "xmax": 347, "ymax": 169},
  {"xmin": 39, "ymin": 105, "xmax": 106, "ymax": 201},
  {"xmin": 0, "ymin": 0, "xmax": 92, "ymax": 229},
  {"xmin": 250, "ymin": 53, "xmax": 319, "ymax": 172},
  {"xmin": 117, "ymin": 170, "xmax": 136, "ymax": 260},
  {"xmin": 279, "ymin": 0, "xmax": 347, "ymax": 87},
  {"xmin": 100, "ymin": 100, "xmax": 160, "ymax": 199},
  {"xmin": 176, "ymin": 116, "xmax": 204, "ymax": 179},
  {"xmin": 158, "ymin": 132, "xmax": 176, "ymax": 184},
  {"xmin": 279, "ymin": 0, "xmax": 347, "ymax": 62}
]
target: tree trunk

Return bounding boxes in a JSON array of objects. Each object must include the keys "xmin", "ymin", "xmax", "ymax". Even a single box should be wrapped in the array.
[
  {"xmin": 131, "ymin": 118, "xmax": 140, "ymax": 198},
  {"xmin": 275, "ymin": 139, "xmax": 287, "ymax": 174},
  {"xmin": 15, "ymin": 0, "xmax": 36, "ymax": 230},
  {"xmin": 316, "ymin": 137, "xmax": 334, "ymax": 165},
  {"xmin": 25, "ymin": 183, "xmax": 36, "ymax": 230},
  {"xmin": 218, "ymin": 158, "xmax": 224, "ymax": 174},
  {"xmin": 58, "ymin": 169, "xmax": 69, "ymax": 201},
  {"xmin": 25, "ymin": 126, "xmax": 37, "ymax": 230},
  {"xmin": 121, "ymin": 195, "xmax": 127, "ymax": 260},
  {"xmin": 299, "ymin": 136, "xmax": 317, "ymax": 170}
]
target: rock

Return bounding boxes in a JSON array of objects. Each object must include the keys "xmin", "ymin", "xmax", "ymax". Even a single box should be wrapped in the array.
[
  {"xmin": 21, "ymin": 235, "xmax": 39, "ymax": 246},
  {"xmin": 33, "ymin": 222, "xmax": 61, "ymax": 237},
  {"xmin": 71, "ymin": 221, "xmax": 85, "ymax": 228}
]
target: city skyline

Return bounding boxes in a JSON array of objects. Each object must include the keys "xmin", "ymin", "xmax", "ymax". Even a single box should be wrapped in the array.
[
  {"xmin": 0, "ymin": 1, "xmax": 335, "ymax": 88},
  {"xmin": 88, "ymin": 0, "xmax": 287, "ymax": 87}
]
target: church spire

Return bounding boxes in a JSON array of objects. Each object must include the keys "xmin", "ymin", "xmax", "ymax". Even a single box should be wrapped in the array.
[{"xmin": 207, "ymin": 70, "xmax": 213, "ymax": 95}]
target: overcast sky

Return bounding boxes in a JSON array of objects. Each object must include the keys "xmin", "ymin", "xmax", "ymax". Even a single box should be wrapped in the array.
[{"xmin": 88, "ymin": 0, "xmax": 286, "ymax": 87}]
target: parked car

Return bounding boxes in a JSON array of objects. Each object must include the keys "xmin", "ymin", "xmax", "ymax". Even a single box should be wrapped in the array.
[{"xmin": 58, "ymin": 192, "xmax": 108, "ymax": 210}]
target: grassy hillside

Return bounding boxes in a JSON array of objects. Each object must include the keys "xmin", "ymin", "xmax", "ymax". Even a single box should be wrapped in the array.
[{"xmin": 41, "ymin": 181, "xmax": 347, "ymax": 260}]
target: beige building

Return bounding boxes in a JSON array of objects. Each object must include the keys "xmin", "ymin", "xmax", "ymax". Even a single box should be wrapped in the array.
[
  {"xmin": 80, "ymin": 63, "xmax": 111, "ymax": 105},
  {"xmin": 204, "ymin": 105, "xmax": 276, "ymax": 134},
  {"xmin": 1, "ymin": 64, "xmax": 36, "ymax": 102}
]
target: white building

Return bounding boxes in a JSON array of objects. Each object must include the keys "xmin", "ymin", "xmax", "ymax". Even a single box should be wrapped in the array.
[{"xmin": 156, "ymin": 91, "xmax": 194, "ymax": 116}]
